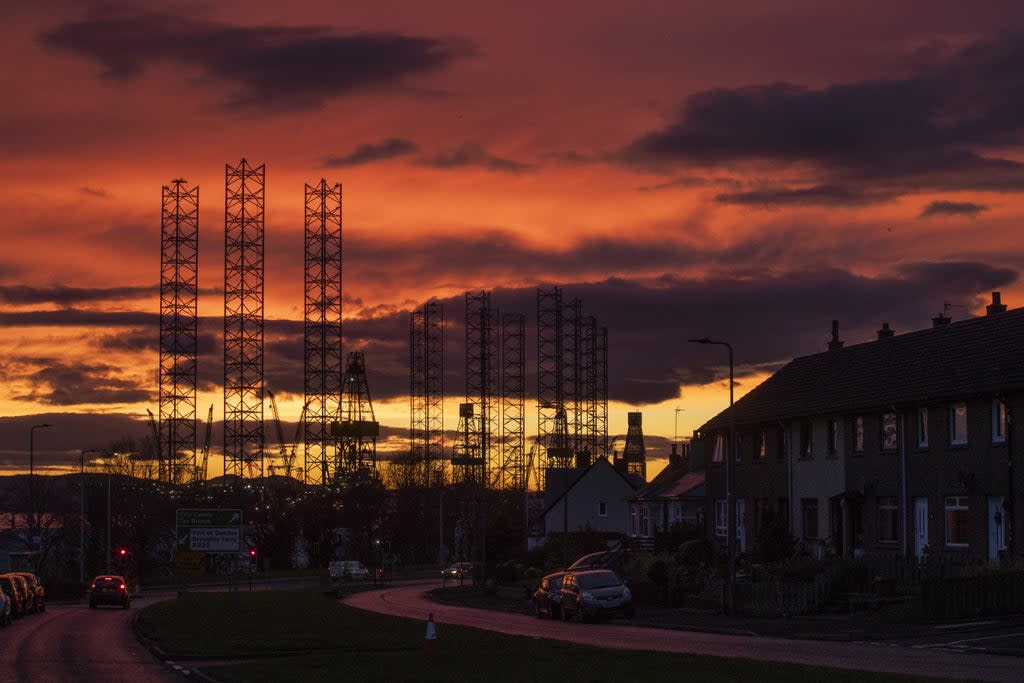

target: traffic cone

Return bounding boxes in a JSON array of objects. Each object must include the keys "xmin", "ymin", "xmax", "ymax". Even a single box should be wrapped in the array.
[{"xmin": 424, "ymin": 612, "xmax": 438, "ymax": 648}]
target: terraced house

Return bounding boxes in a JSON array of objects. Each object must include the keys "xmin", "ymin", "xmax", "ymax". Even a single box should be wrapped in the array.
[{"xmin": 693, "ymin": 292, "xmax": 1021, "ymax": 565}]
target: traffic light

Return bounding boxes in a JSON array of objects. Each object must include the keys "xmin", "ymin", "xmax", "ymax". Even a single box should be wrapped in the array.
[{"xmin": 119, "ymin": 547, "xmax": 128, "ymax": 558}]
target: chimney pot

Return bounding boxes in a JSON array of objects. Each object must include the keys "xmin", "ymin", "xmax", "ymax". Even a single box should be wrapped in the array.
[
  {"xmin": 877, "ymin": 322, "xmax": 894, "ymax": 339},
  {"xmin": 828, "ymin": 319, "xmax": 844, "ymax": 350},
  {"xmin": 986, "ymin": 291, "xmax": 1007, "ymax": 315},
  {"xmin": 932, "ymin": 313, "xmax": 951, "ymax": 327}
]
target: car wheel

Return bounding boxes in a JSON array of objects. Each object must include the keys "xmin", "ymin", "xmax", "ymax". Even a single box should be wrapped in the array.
[
  {"xmin": 89, "ymin": 601, "xmax": 96, "ymax": 609},
  {"xmin": 560, "ymin": 605, "xmax": 570, "ymax": 622},
  {"xmin": 552, "ymin": 605, "xmax": 561, "ymax": 621},
  {"xmin": 624, "ymin": 606, "xmax": 635, "ymax": 619}
]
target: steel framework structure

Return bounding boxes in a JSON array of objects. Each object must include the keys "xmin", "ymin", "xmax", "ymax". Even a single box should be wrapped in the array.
[
  {"xmin": 336, "ymin": 352, "xmax": 379, "ymax": 478},
  {"xmin": 223, "ymin": 159, "xmax": 265, "ymax": 481},
  {"xmin": 410, "ymin": 302, "xmax": 446, "ymax": 486},
  {"xmin": 594, "ymin": 324, "xmax": 609, "ymax": 461},
  {"xmin": 498, "ymin": 312, "xmax": 526, "ymax": 490},
  {"xmin": 159, "ymin": 179, "xmax": 198, "ymax": 485},
  {"xmin": 537, "ymin": 287, "xmax": 571, "ymax": 474},
  {"xmin": 303, "ymin": 179, "xmax": 343, "ymax": 486},
  {"xmin": 459, "ymin": 292, "xmax": 496, "ymax": 486}
]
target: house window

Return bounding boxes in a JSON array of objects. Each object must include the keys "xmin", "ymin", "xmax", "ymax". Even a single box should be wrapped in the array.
[
  {"xmin": 712, "ymin": 434, "xmax": 724, "ymax": 463},
  {"xmin": 949, "ymin": 402, "xmax": 968, "ymax": 445},
  {"xmin": 917, "ymin": 407, "xmax": 928, "ymax": 449},
  {"xmin": 777, "ymin": 497, "xmax": 789, "ymax": 526},
  {"xmin": 854, "ymin": 416, "xmax": 864, "ymax": 454},
  {"xmin": 877, "ymin": 497, "xmax": 899, "ymax": 543},
  {"xmin": 754, "ymin": 498, "xmax": 771, "ymax": 534},
  {"xmin": 993, "ymin": 399, "xmax": 1007, "ymax": 444},
  {"xmin": 715, "ymin": 499, "xmax": 728, "ymax": 538},
  {"xmin": 775, "ymin": 426, "xmax": 786, "ymax": 462},
  {"xmin": 757, "ymin": 430, "xmax": 767, "ymax": 461},
  {"xmin": 598, "ymin": 501, "xmax": 608, "ymax": 517},
  {"xmin": 881, "ymin": 412, "xmax": 898, "ymax": 451},
  {"xmin": 944, "ymin": 496, "xmax": 969, "ymax": 547},
  {"xmin": 801, "ymin": 498, "xmax": 819, "ymax": 540},
  {"xmin": 799, "ymin": 423, "xmax": 812, "ymax": 460},
  {"xmin": 639, "ymin": 505, "xmax": 650, "ymax": 537},
  {"xmin": 827, "ymin": 419, "xmax": 840, "ymax": 458}
]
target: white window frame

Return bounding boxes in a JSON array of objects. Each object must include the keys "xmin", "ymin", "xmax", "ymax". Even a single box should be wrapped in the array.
[
  {"xmin": 712, "ymin": 434, "xmax": 724, "ymax": 463},
  {"xmin": 944, "ymin": 496, "xmax": 969, "ymax": 547},
  {"xmin": 758, "ymin": 430, "xmax": 767, "ymax": 461},
  {"xmin": 949, "ymin": 402, "xmax": 968, "ymax": 446},
  {"xmin": 598, "ymin": 500, "xmax": 608, "ymax": 517},
  {"xmin": 917, "ymin": 407, "xmax": 929, "ymax": 449},
  {"xmin": 827, "ymin": 419, "xmax": 840, "ymax": 458},
  {"xmin": 992, "ymin": 399, "xmax": 1007, "ymax": 444},
  {"xmin": 854, "ymin": 416, "xmax": 864, "ymax": 453},
  {"xmin": 714, "ymin": 499, "xmax": 728, "ymax": 537}
]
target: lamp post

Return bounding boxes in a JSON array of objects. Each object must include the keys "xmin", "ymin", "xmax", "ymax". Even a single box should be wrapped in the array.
[
  {"xmin": 80, "ymin": 449, "xmax": 98, "ymax": 583},
  {"xmin": 28, "ymin": 423, "xmax": 53, "ymax": 537},
  {"xmin": 689, "ymin": 337, "xmax": 735, "ymax": 614}
]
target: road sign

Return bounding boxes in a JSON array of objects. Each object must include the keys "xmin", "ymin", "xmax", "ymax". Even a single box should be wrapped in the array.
[{"xmin": 176, "ymin": 508, "xmax": 242, "ymax": 553}]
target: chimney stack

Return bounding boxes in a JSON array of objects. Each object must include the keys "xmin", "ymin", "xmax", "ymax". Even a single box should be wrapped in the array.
[
  {"xmin": 827, "ymin": 320, "xmax": 844, "ymax": 350},
  {"xmin": 986, "ymin": 291, "xmax": 1007, "ymax": 315},
  {"xmin": 877, "ymin": 322, "xmax": 894, "ymax": 339},
  {"xmin": 932, "ymin": 313, "xmax": 951, "ymax": 327}
]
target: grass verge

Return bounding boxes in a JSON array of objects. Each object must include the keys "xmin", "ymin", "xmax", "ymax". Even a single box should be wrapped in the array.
[{"xmin": 137, "ymin": 590, "xmax": 983, "ymax": 683}]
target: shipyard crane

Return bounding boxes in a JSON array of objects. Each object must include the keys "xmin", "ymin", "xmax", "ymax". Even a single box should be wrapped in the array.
[
  {"xmin": 266, "ymin": 390, "xmax": 288, "ymax": 476},
  {"xmin": 285, "ymin": 401, "xmax": 310, "ymax": 480},
  {"xmin": 146, "ymin": 408, "xmax": 163, "ymax": 481},
  {"xmin": 199, "ymin": 404, "xmax": 213, "ymax": 482}
]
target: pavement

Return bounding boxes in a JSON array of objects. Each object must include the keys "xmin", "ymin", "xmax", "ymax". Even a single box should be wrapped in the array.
[{"xmin": 430, "ymin": 582, "xmax": 1024, "ymax": 656}]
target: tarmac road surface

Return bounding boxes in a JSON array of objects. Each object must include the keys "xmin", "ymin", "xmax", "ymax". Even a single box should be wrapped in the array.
[
  {"xmin": 0, "ymin": 598, "xmax": 182, "ymax": 683},
  {"xmin": 346, "ymin": 581, "xmax": 1024, "ymax": 683}
]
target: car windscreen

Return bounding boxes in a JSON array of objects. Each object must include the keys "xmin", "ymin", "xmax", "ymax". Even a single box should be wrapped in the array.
[
  {"xmin": 576, "ymin": 572, "xmax": 622, "ymax": 589},
  {"xmin": 94, "ymin": 578, "xmax": 122, "ymax": 587}
]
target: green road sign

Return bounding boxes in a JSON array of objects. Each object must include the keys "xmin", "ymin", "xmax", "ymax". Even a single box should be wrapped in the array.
[{"xmin": 175, "ymin": 508, "xmax": 243, "ymax": 553}]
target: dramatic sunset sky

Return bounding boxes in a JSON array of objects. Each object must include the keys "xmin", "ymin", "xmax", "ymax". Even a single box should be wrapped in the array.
[{"xmin": 3, "ymin": 1, "xmax": 1024, "ymax": 478}]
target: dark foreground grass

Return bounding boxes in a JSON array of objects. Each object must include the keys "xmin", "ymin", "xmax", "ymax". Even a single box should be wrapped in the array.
[{"xmin": 138, "ymin": 591, "xmax": 981, "ymax": 683}]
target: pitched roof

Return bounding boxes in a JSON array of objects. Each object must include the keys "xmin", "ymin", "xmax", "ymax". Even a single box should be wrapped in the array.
[
  {"xmin": 700, "ymin": 307, "xmax": 1024, "ymax": 431},
  {"xmin": 541, "ymin": 457, "xmax": 641, "ymax": 516},
  {"xmin": 632, "ymin": 468, "xmax": 705, "ymax": 501}
]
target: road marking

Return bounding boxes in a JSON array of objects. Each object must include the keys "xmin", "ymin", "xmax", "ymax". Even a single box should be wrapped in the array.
[{"xmin": 930, "ymin": 621, "xmax": 996, "ymax": 630}]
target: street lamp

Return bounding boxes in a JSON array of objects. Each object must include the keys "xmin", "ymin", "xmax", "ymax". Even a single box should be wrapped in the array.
[
  {"xmin": 29, "ymin": 423, "xmax": 53, "ymax": 534},
  {"xmin": 689, "ymin": 337, "xmax": 736, "ymax": 615},
  {"xmin": 80, "ymin": 449, "xmax": 98, "ymax": 583}
]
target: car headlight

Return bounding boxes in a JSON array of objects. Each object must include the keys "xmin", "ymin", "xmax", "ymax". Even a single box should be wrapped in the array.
[
  {"xmin": 581, "ymin": 591, "xmax": 595, "ymax": 603},
  {"xmin": 622, "ymin": 587, "xmax": 631, "ymax": 600}
]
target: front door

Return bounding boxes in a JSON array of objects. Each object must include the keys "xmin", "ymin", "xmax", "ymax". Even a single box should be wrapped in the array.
[
  {"xmin": 913, "ymin": 498, "xmax": 928, "ymax": 559},
  {"xmin": 988, "ymin": 496, "xmax": 1006, "ymax": 564},
  {"xmin": 735, "ymin": 499, "xmax": 746, "ymax": 553}
]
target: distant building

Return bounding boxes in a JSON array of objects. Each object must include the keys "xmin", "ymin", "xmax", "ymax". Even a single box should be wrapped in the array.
[
  {"xmin": 629, "ymin": 443, "xmax": 705, "ymax": 543},
  {"xmin": 693, "ymin": 292, "xmax": 1021, "ymax": 564},
  {"xmin": 538, "ymin": 457, "xmax": 642, "ymax": 545},
  {"xmin": 615, "ymin": 412, "xmax": 647, "ymax": 480}
]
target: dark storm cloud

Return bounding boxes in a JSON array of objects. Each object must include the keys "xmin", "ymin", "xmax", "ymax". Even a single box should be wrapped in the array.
[
  {"xmin": 17, "ymin": 360, "xmax": 152, "ymax": 406},
  {"xmin": 0, "ymin": 309, "xmax": 155, "ymax": 326},
  {"xmin": 40, "ymin": 10, "xmax": 473, "ymax": 112},
  {"xmin": 620, "ymin": 34, "xmax": 1024, "ymax": 192},
  {"xmin": 920, "ymin": 200, "xmax": 990, "ymax": 217},
  {"xmin": 714, "ymin": 185, "xmax": 894, "ymax": 208},
  {"xmin": 0, "ymin": 284, "xmax": 155, "ymax": 306},
  {"xmin": 324, "ymin": 138, "xmax": 418, "ymax": 167},
  {"xmin": 419, "ymin": 142, "xmax": 533, "ymax": 173},
  {"xmin": 80, "ymin": 186, "xmax": 110, "ymax": 198},
  {"xmin": 636, "ymin": 176, "xmax": 742, "ymax": 192}
]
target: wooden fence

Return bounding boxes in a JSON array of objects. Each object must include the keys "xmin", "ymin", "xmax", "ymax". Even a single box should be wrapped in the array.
[{"xmin": 922, "ymin": 571, "xmax": 1024, "ymax": 619}]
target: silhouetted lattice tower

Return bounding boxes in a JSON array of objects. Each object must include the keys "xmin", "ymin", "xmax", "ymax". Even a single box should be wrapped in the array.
[
  {"xmin": 223, "ymin": 159, "xmax": 265, "ymax": 481},
  {"xmin": 159, "ymin": 179, "xmax": 198, "ymax": 485},
  {"xmin": 410, "ymin": 302, "xmax": 446, "ymax": 486},
  {"xmin": 499, "ymin": 312, "xmax": 526, "ymax": 490},
  {"xmin": 303, "ymin": 179, "xmax": 343, "ymax": 487},
  {"xmin": 335, "ymin": 352, "xmax": 379, "ymax": 478},
  {"xmin": 537, "ymin": 287, "xmax": 570, "ymax": 479},
  {"xmin": 620, "ymin": 412, "xmax": 646, "ymax": 480},
  {"xmin": 462, "ymin": 291, "xmax": 497, "ymax": 487},
  {"xmin": 578, "ymin": 314, "xmax": 597, "ymax": 467},
  {"xmin": 594, "ymin": 324, "xmax": 609, "ymax": 461}
]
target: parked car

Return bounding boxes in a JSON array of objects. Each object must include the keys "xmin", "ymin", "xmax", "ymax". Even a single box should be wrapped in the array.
[
  {"xmin": 532, "ymin": 571, "xmax": 567, "ymax": 619},
  {"xmin": 442, "ymin": 562, "xmax": 474, "ymax": 580},
  {"xmin": 0, "ymin": 585, "xmax": 11, "ymax": 626},
  {"xmin": 559, "ymin": 569, "xmax": 634, "ymax": 622},
  {"xmin": 88, "ymin": 575, "xmax": 131, "ymax": 609},
  {"xmin": 329, "ymin": 560, "xmax": 371, "ymax": 581},
  {"xmin": 12, "ymin": 572, "xmax": 45, "ymax": 612},
  {"xmin": 0, "ymin": 574, "xmax": 31, "ymax": 617}
]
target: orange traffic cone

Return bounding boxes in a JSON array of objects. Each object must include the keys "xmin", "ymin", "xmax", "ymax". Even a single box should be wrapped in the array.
[{"xmin": 424, "ymin": 612, "xmax": 438, "ymax": 648}]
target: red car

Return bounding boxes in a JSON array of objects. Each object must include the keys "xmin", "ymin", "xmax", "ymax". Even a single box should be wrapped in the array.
[{"xmin": 89, "ymin": 575, "xmax": 131, "ymax": 609}]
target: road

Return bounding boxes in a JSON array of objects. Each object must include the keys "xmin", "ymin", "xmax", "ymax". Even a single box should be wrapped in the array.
[
  {"xmin": 346, "ymin": 581, "xmax": 1024, "ymax": 683},
  {"xmin": 0, "ymin": 598, "xmax": 182, "ymax": 683}
]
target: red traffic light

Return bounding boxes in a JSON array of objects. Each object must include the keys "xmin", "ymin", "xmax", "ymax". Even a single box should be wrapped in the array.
[
  {"xmin": 248, "ymin": 547, "xmax": 257, "ymax": 557},
  {"xmin": 118, "ymin": 548, "xmax": 127, "ymax": 557}
]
